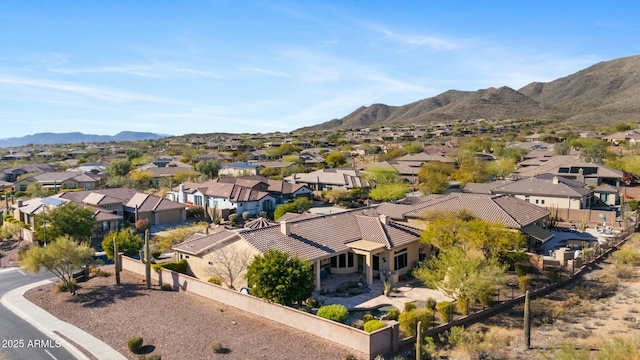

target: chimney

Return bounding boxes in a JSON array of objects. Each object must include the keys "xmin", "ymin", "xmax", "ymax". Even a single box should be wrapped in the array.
[
  {"xmin": 178, "ymin": 183, "xmax": 185, "ymax": 203},
  {"xmin": 379, "ymin": 213, "xmax": 389, "ymax": 225},
  {"xmin": 281, "ymin": 220, "xmax": 291, "ymax": 236},
  {"xmin": 552, "ymin": 176, "xmax": 559, "ymax": 185},
  {"xmin": 291, "ymin": 174, "xmax": 296, "ymax": 184}
]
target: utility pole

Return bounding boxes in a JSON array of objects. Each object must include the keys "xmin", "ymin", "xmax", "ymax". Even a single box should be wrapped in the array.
[{"xmin": 524, "ymin": 290, "xmax": 531, "ymax": 349}]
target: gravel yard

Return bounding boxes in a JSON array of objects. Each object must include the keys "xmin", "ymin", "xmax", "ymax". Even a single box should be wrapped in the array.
[{"xmin": 25, "ymin": 266, "xmax": 365, "ymax": 360}]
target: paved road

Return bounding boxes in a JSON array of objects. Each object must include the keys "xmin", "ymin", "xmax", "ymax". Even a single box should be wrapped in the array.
[{"xmin": 0, "ymin": 268, "xmax": 79, "ymax": 360}]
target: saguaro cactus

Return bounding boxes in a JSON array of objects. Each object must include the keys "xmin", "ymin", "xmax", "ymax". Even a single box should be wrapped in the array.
[
  {"xmin": 416, "ymin": 320, "xmax": 422, "ymax": 360},
  {"xmin": 145, "ymin": 230, "xmax": 151, "ymax": 289},
  {"xmin": 524, "ymin": 290, "xmax": 531, "ymax": 349}
]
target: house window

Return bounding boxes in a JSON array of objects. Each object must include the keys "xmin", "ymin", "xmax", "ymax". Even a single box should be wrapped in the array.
[
  {"xmin": 535, "ymin": 199, "xmax": 539, "ymax": 204},
  {"xmin": 524, "ymin": 195, "xmax": 530, "ymax": 203},
  {"xmin": 541, "ymin": 199, "xmax": 545, "ymax": 205},
  {"xmin": 194, "ymin": 195, "xmax": 203, "ymax": 206},
  {"xmin": 394, "ymin": 248, "xmax": 408, "ymax": 271},
  {"xmin": 330, "ymin": 252, "xmax": 354, "ymax": 268}
]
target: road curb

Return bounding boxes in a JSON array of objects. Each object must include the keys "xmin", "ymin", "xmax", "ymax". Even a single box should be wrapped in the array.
[{"xmin": 1, "ymin": 280, "xmax": 127, "ymax": 360}]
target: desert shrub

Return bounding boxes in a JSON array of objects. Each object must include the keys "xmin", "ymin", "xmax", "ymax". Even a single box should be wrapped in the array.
[
  {"xmin": 518, "ymin": 274, "xmax": 534, "ymax": 293},
  {"xmin": 209, "ymin": 340, "xmax": 224, "ymax": 353},
  {"xmin": 128, "ymin": 337, "xmax": 144, "ymax": 354},
  {"xmin": 421, "ymin": 336, "xmax": 437, "ymax": 359},
  {"xmin": 386, "ymin": 307, "xmax": 400, "ymax": 321},
  {"xmin": 436, "ymin": 301, "xmax": 454, "ymax": 323},
  {"xmin": 425, "ymin": 297, "xmax": 437, "ymax": 311},
  {"xmin": 91, "ymin": 267, "xmax": 111, "ymax": 278},
  {"xmin": 398, "ymin": 309, "xmax": 434, "ymax": 336},
  {"xmin": 456, "ymin": 295, "xmax": 470, "ymax": 316},
  {"xmin": 153, "ymin": 259, "xmax": 188, "ymax": 274},
  {"xmin": 317, "ymin": 304, "xmax": 349, "ymax": 323},
  {"xmin": 56, "ymin": 280, "xmax": 77, "ymax": 293},
  {"xmin": 363, "ymin": 319, "xmax": 387, "ymax": 333},
  {"xmin": 160, "ymin": 283, "xmax": 173, "ymax": 291},
  {"xmin": 404, "ymin": 302, "xmax": 417, "ymax": 312},
  {"xmin": 228, "ymin": 213, "xmax": 238, "ymax": 226},
  {"xmin": 151, "ymin": 249, "xmax": 162, "ymax": 259},
  {"xmin": 306, "ymin": 298, "xmax": 322, "ymax": 309},
  {"xmin": 242, "ymin": 211, "xmax": 251, "ymax": 221},
  {"xmin": 138, "ymin": 355, "xmax": 162, "ymax": 360},
  {"xmin": 612, "ymin": 248, "xmax": 640, "ymax": 265},
  {"xmin": 362, "ymin": 313, "xmax": 375, "ymax": 322},
  {"xmin": 344, "ymin": 355, "xmax": 358, "ymax": 360},
  {"xmin": 545, "ymin": 267, "xmax": 561, "ymax": 284},
  {"xmin": 615, "ymin": 264, "xmax": 635, "ymax": 279},
  {"xmin": 135, "ymin": 218, "xmax": 150, "ymax": 233},
  {"xmin": 438, "ymin": 326, "xmax": 465, "ymax": 348},
  {"xmin": 515, "ymin": 263, "xmax": 531, "ymax": 276},
  {"xmin": 208, "ymin": 276, "xmax": 223, "ymax": 285}
]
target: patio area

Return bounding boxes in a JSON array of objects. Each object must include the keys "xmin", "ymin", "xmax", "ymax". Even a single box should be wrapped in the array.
[{"xmin": 314, "ymin": 273, "xmax": 453, "ymax": 310}]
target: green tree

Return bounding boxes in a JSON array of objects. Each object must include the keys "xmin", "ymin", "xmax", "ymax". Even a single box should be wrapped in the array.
[
  {"xmin": 194, "ymin": 159, "xmax": 220, "ymax": 179},
  {"xmin": 325, "ymin": 152, "xmax": 347, "ymax": 168},
  {"xmin": 486, "ymin": 158, "xmax": 516, "ymax": 179},
  {"xmin": 554, "ymin": 141, "xmax": 571, "ymax": 155},
  {"xmin": 378, "ymin": 147, "xmax": 408, "ymax": 161},
  {"xmin": 413, "ymin": 246, "xmax": 507, "ymax": 304},
  {"xmin": 420, "ymin": 210, "xmax": 526, "ymax": 259},
  {"xmin": 418, "ymin": 162, "xmax": 454, "ymax": 194},
  {"xmin": 101, "ymin": 228, "xmax": 143, "ymax": 260},
  {"xmin": 26, "ymin": 182, "xmax": 50, "ymax": 198},
  {"xmin": 363, "ymin": 165, "xmax": 401, "ymax": 186},
  {"xmin": 273, "ymin": 197, "xmax": 312, "ymax": 220},
  {"xmin": 245, "ymin": 249, "xmax": 314, "ymax": 306},
  {"xmin": 452, "ymin": 150, "xmax": 489, "ymax": 185},
  {"xmin": 34, "ymin": 203, "xmax": 97, "ymax": 243},
  {"xmin": 125, "ymin": 149, "xmax": 142, "ymax": 162},
  {"xmin": 21, "ymin": 235, "xmax": 95, "ymax": 295},
  {"xmin": 106, "ymin": 159, "xmax": 132, "ymax": 177},
  {"xmin": 322, "ymin": 189, "xmax": 349, "ymax": 204},
  {"xmin": 369, "ymin": 183, "xmax": 411, "ymax": 203},
  {"xmin": 403, "ymin": 142, "xmax": 424, "ymax": 154}
]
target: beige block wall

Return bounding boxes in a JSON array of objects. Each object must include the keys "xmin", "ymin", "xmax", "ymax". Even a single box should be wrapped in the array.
[
  {"xmin": 178, "ymin": 239, "xmax": 259, "ymax": 289},
  {"xmin": 121, "ymin": 256, "xmax": 395, "ymax": 358}
]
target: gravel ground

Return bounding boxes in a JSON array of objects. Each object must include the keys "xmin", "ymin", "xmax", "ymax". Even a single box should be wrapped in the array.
[{"xmin": 25, "ymin": 266, "xmax": 365, "ymax": 360}]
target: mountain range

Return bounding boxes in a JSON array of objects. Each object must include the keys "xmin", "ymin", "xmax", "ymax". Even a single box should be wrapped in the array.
[
  {"xmin": 300, "ymin": 55, "xmax": 640, "ymax": 131},
  {"xmin": 0, "ymin": 131, "xmax": 166, "ymax": 148}
]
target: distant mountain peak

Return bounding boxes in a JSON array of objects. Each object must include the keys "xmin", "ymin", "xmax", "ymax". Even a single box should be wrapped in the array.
[
  {"xmin": 299, "ymin": 55, "xmax": 640, "ymax": 131},
  {"xmin": 0, "ymin": 131, "xmax": 166, "ymax": 148}
]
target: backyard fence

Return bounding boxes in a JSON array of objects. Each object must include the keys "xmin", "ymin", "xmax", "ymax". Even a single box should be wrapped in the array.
[{"xmin": 120, "ymin": 256, "xmax": 398, "ymax": 359}]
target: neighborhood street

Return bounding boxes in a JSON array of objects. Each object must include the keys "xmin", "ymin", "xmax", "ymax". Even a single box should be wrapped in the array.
[{"xmin": 0, "ymin": 268, "xmax": 79, "ymax": 360}]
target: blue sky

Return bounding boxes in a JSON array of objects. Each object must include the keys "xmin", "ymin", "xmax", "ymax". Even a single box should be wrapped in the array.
[{"xmin": 1, "ymin": 1, "xmax": 639, "ymax": 138}]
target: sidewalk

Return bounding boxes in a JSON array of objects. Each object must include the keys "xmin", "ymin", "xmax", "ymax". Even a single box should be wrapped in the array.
[{"xmin": 1, "ymin": 279, "xmax": 127, "ymax": 360}]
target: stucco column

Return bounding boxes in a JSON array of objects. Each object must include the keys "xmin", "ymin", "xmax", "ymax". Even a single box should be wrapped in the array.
[
  {"xmin": 315, "ymin": 260, "xmax": 321, "ymax": 291},
  {"xmin": 366, "ymin": 253, "xmax": 373, "ymax": 285}
]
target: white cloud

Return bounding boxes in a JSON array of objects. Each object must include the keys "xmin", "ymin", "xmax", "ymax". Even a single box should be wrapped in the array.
[
  {"xmin": 366, "ymin": 23, "xmax": 459, "ymax": 51},
  {"xmin": 0, "ymin": 75, "xmax": 170, "ymax": 103}
]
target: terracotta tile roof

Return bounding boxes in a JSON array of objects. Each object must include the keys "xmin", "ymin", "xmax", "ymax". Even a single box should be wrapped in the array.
[
  {"xmin": 390, "ymin": 193, "xmax": 549, "ymax": 229},
  {"xmin": 176, "ymin": 180, "xmax": 272, "ymax": 202},
  {"xmin": 516, "ymin": 155, "xmax": 623, "ymax": 179},
  {"xmin": 56, "ymin": 188, "xmax": 185, "ymax": 211},
  {"xmin": 244, "ymin": 217, "xmax": 276, "ymax": 229},
  {"xmin": 239, "ymin": 209, "xmax": 421, "ymax": 261},
  {"xmin": 491, "ymin": 175, "xmax": 592, "ymax": 198},
  {"xmin": 172, "ymin": 229, "xmax": 240, "ymax": 256},
  {"xmin": 285, "ymin": 168, "xmax": 370, "ymax": 188}
]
